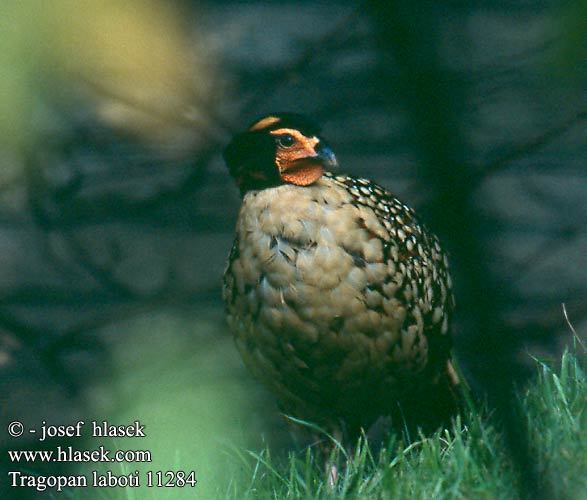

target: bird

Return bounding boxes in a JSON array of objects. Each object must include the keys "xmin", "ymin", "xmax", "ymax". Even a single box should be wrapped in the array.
[{"xmin": 222, "ymin": 112, "xmax": 461, "ymax": 447}]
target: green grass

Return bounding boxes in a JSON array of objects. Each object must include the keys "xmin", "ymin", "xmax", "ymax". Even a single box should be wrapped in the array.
[
  {"xmin": 48, "ymin": 343, "xmax": 586, "ymax": 500},
  {"xmin": 224, "ymin": 348, "xmax": 586, "ymax": 500}
]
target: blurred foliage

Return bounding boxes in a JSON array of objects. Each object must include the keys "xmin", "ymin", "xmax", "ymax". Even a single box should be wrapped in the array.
[
  {"xmin": 69, "ymin": 310, "xmax": 273, "ymax": 499},
  {"xmin": 0, "ymin": 0, "xmax": 210, "ymax": 151},
  {"xmin": 558, "ymin": 0, "xmax": 587, "ymax": 81}
]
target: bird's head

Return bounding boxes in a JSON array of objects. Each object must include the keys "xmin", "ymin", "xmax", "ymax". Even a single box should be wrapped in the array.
[{"xmin": 223, "ymin": 113, "xmax": 338, "ymax": 195}]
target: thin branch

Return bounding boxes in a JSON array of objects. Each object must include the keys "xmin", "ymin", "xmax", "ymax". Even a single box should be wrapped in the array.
[
  {"xmin": 240, "ymin": 4, "xmax": 365, "ymax": 117},
  {"xmin": 42, "ymin": 287, "xmax": 220, "ymax": 355},
  {"xmin": 475, "ymin": 108, "xmax": 587, "ymax": 186}
]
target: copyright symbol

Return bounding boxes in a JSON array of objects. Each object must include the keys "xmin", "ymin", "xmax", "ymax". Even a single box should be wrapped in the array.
[{"xmin": 8, "ymin": 421, "xmax": 24, "ymax": 438}]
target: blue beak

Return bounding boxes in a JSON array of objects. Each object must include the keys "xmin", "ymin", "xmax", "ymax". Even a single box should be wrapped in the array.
[{"xmin": 316, "ymin": 144, "xmax": 338, "ymax": 168}]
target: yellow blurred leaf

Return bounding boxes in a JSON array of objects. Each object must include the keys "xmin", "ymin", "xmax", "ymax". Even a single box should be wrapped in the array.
[{"xmin": 0, "ymin": 0, "xmax": 212, "ymax": 148}]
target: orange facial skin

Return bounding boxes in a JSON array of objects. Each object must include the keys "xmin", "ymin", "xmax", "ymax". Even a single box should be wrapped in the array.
[{"xmin": 270, "ymin": 128, "xmax": 324, "ymax": 186}]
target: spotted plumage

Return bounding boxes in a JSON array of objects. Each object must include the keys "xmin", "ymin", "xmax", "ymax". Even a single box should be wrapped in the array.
[{"xmin": 223, "ymin": 113, "xmax": 460, "ymax": 439}]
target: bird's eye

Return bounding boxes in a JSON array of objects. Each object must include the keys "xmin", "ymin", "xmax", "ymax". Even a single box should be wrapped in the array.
[{"xmin": 276, "ymin": 134, "xmax": 295, "ymax": 148}]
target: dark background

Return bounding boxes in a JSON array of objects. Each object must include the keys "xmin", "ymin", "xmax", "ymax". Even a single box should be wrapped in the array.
[{"xmin": 1, "ymin": 1, "xmax": 585, "ymax": 497}]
